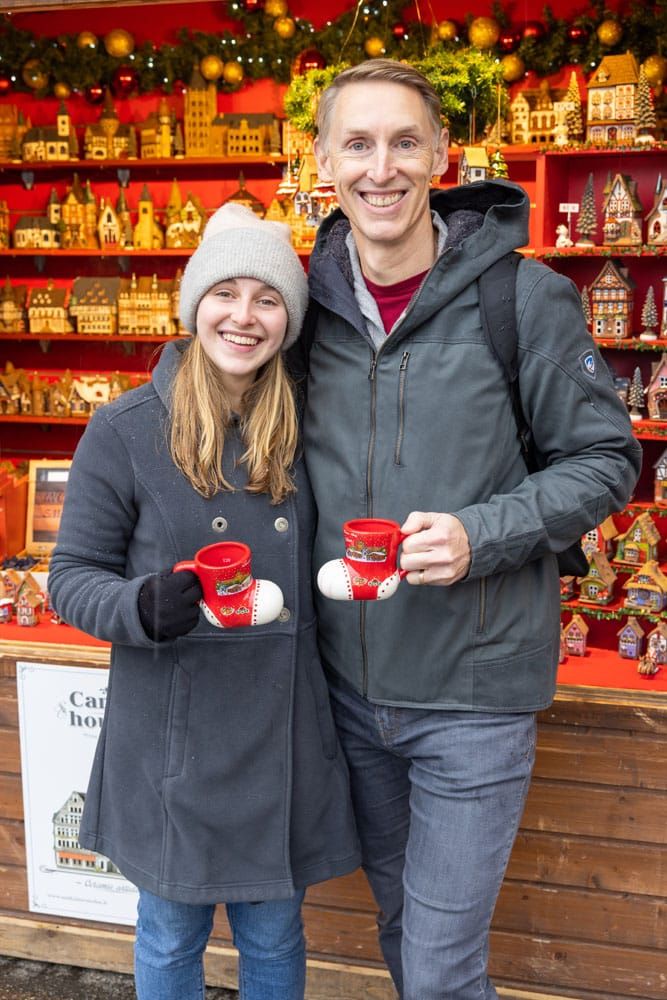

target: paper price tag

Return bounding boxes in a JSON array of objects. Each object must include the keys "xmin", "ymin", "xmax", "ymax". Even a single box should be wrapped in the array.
[{"xmin": 559, "ymin": 202, "xmax": 579, "ymax": 213}]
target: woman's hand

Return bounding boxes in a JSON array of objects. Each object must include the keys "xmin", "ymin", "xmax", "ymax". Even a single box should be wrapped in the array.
[{"xmin": 138, "ymin": 569, "xmax": 203, "ymax": 642}]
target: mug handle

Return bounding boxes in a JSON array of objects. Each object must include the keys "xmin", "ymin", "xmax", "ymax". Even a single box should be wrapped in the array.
[
  {"xmin": 397, "ymin": 531, "xmax": 409, "ymax": 580},
  {"xmin": 173, "ymin": 560, "xmax": 196, "ymax": 574}
]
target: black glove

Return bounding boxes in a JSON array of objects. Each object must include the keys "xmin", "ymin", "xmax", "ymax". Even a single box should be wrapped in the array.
[{"xmin": 138, "ymin": 569, "xmax": 203, "ymax": 642}]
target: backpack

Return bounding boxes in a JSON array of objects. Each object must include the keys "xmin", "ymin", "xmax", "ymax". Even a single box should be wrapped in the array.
[{"xmin": 296, "ymin": 252, "xmax": 589, "ymax": 578}]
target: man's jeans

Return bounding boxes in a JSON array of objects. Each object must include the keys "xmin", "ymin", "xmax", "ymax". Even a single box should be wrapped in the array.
[
  {"xmin": 328, "ymin": 675, "xmax": 536, "ymax": 1000},
  {"xmin": 134, "ymin": 887, "xmax": 306, "ymax": 1000}
]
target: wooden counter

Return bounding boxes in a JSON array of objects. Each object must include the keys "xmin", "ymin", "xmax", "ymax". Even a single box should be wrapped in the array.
[{"xmin": 1, "ymin": 637, "xmax": 666, "ymax": 1000}]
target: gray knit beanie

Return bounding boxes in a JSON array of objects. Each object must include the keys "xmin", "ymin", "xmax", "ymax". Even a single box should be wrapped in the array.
[{"xmin": 179, "ymin": 203, "xmax": 308, "ymax": 350}]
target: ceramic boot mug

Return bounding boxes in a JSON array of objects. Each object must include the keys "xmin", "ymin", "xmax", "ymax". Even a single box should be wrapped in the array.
[
  {"xmin": 173, "ymin": 541, "xmax": 284, "ymax": 628},
  {"xmin": 317, "ymin": 518, "xmax": 408, "ymax": 601}
]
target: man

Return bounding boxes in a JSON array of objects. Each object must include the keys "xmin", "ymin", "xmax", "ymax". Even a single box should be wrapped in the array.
[{"xmin": 294, "ymin": 60, "xmax": 641, "ymax": 999}]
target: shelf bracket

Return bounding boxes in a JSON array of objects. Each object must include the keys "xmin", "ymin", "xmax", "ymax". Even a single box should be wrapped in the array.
[
  {"xmin": 117, "ymin": 256, "xmax": 130, "ymax": 273},
  {"xmin": 117, "ymin": 168, "xmax": 130, "ymax": 188},
  {"xmin": 21, "ymin": 170, "xmax": 35, "ymax": 191},
  {"xmin": 32, "ymin": 255, "xmax": 46, "ymax": 274},
  {"xmin": 38, "ymin": 339, "xmax": 50, "ymax": 354},
  {"xmin": 122, "ymin": 342, "xmax": 137, "ymax": 357}
]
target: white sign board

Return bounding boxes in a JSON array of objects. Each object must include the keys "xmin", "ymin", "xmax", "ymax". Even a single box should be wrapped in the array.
[
  {"xmin": 559, "ymin": 202, "xmax": 580, "ymax": 213},
  {"xmin": 16, "ymin": 661, "xmax": 138, "ymax": 925}
]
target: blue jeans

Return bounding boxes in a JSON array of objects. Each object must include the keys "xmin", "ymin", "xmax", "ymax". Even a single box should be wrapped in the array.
[
  {"xmin": 328, "ymin": 676, "xmax": 536, "ymax": 1000},
  {"xmin": 134, "ymin": 887, "xmax": 306, "ymax": 1000}
]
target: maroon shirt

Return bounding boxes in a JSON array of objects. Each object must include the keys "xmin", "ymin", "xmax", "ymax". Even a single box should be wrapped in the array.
[{"xmin": 364, "ymin": 269, "xmax": 429, "ymax": 334}]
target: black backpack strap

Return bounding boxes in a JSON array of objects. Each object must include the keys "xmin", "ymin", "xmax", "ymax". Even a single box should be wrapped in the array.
[
  {"xmin": 477, "ymin": 252, "xmax": 528, "ymax": 459},
  {"xmin": 285, "ymin": 300, "xmax": 318, "ymax": 386}
]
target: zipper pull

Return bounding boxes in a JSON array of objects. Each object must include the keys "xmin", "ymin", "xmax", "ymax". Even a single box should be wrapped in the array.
[
  {"xmin": 368, "ymin": 357, "xmax": 377, "ymax": 381},
  {"xmin": 400, "ymin": 351, "xmax": 410, "ymax": 371}
]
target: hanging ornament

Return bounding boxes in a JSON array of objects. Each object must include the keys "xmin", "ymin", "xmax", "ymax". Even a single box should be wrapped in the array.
[
  {"xmin": 76, "ymin": 30, "xmax": 98, "ymax": 49},
  {"xmin": 522, "ymin": 21, "xmax": 546, "ymax": 41},
  {"xmin": 435, "ymin": 20, "xmax": 458, "ymax": 42},
  {"xmin": 0, "ymin": 75, "xmax": 12, "ymax": 96},
  {"xmin": 200, "ymin": 54, "xmax": 225, "ymax": 81},
  {"xmin": 265, "ymin": 0, "xmax": 288, "ymax": 17},
  {"xmin": 111, "ymin": 64, "xmax": 138, "ymax": 97},
  {"xmin": 642, "ymin": 54, "xmax": 667, "ymax": 88},
  {"xmin": 498, "ymin": 28, "xmax": 522, "ymax": 53},
  {"xmin": 567, "ymin": 24, "xmax": 589, "ymax": 44},
  {"xmin": 172, "ymin": 79, "xmax": 187, "ymax": 96},
  {"xmin": 292, "ymin": 47, "xmax": 326, "ymax": 76},
  {"xmin": 274, "ymin": 16, "xmax": 296, "ymax": 39},
  {"xmin": 392, "ymin": 22, "xmax": 407, "ymax": 39},
  {"xmin": 364, "ymin": 36, "xmax": 386, "ymax": 57},
  {"xmin": 223, "ymin": 61, "xmax": 245, "ymax": 86},
  {"xmin": 104, "ymin": 28, "xmax": 135, "ymax": 59},
  {"xmin": 22, "ymin": 59, "xmax": 48, "ymax": 91},
  {"xmin": 243, "ymin": 0, "xmax": 264, "ymax": 9},
  {"xmin": 596, "ymin": 19, "xmax": 622, "ymax": 47},
  {"xmin": 468, "ymin": 16, "xmax": 500, "ymax": 50},
  {"xmin": 500, "ymin": 53, "xmax": 525, "ymax": 83},
  {"xmin": 53, "ymin": 80, "xmax": 72, "ymax": 100},
  {"xmin": 85, "ymin": 83, "xmax": 105, "ymax": 105}
]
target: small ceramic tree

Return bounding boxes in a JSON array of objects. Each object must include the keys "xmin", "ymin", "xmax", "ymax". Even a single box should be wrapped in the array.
[
  {"xmin": 635, "ymin": 66, "xmax": 656, "ymax": 146},
  {"xmin": 640, "ymin": 286, "xmax": 659, "ymax": 341},
  {"xmin": 581, "ymin": 285, "xmax": 592, "ymax": 328},
  {"xmin": 628, "ymin": 366, "xmax": 645, "ymax": 421},
  {"xmin": 488, "ymin": 148, "xmax": 508, "ymax": 179},
  {"xmin": 575, "ymin": 173, "xmax": 597, "ymax": 247},
  {"xmin": 565, "ymin": 71, "xmax": 584, "ymax": 142}
]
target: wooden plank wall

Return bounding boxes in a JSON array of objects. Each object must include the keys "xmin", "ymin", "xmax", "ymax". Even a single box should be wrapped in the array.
[{"xmin": 1, "ymin": 651, "xmax": 667, "ymax": 999}]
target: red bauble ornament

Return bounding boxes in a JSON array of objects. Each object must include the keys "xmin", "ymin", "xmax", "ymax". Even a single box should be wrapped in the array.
[
  {"xmin": 172, "ymin": 78, "xmax": 187, "ymax": 96},
  {"xmin": 392, "ymin": 22, "xmax": 407, "ymax": 39},
  {"xmin": 522, "ymin": 20, "xmax": 545, "ymax": 41},
  {"xmin": 85, "ymin": 83, "xmax": 105, "ymax": 105},
  {"xmin": 111, "ymin": 64, "xmax": 138, "ymax": 98},
  {"xmin": 498, "ymin": 27, "xmax": 522, "ymax": 53},
  {"xmin": 293, "ymin": 47, "xmax": 326, "ymax": 75},
  {"xmin": 243, "ymin": 0, "xmax": 264, "ymax": 9},
  {"xmin": 567, "ymin": 24, "xmax": 589, "ymax": 44},
  {"xmin": 0, "ymin": 75, "xmax": 11, "ymax": 96}
]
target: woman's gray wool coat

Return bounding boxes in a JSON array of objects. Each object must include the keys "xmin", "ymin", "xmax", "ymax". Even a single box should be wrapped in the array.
[{"xmin": 48, "ymin": 341, "xmax": 361, "ymax": 905}]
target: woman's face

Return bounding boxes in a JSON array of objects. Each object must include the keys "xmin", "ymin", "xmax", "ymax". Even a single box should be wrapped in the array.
[{"xmin": 196, "ymin": 277, "xmax": 288, "ymax": 394}]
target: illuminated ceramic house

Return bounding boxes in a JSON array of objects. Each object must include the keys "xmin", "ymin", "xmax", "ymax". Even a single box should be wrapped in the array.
[
  {"xmin": 586, "ymin": 52, "xmax": 640, "ymax": 145},
  {"xmin": 646, "ymin": 622, "xmax": 667, "ymax": 663},
  {"xmin": 0, "ymin": 279, "xmax": 27, "ymax": 332},
  {"xmin": 590, "ymin": 259, "xmax": 634, "ymax": 341},
  {"xmin": 645, "ymin": 175, "xmax": 667, "ymax": 245},
  {"xmin": 21, "ymin": 102, "xmax": 78, "ymax": 161},
  {"xmin": 509, "ymin": 81, "xmax": 569, "ymax": 145},
  {"xmin": 645, "ymin": 353, "xmax": 667, "ymax": 419},
  {"xmin": 623, "ymin": 561, "xmax": 667, "ymax": 612},
  {"xmin": 653, "ymin": 448, "xmax": 667, "ymax": 506},
  {"xmin": 458, "ymin": 147, "xmax": 489, "ymax": 185},
  {"xmin": 563, "ymin": 614, "xmax": 589, "ymax": 656},
  {"xmin": 601, "ymin": 173, "xmax": 643, "ymax": 246},
  {"xmin": 183, "ymin": 67, "xmax": 224, "ymax": 158},
  {"xmin": 581, "ymin": 515, "xmax": 619, "ymax": 561},
  {"xmin": 617, "ymin": 618, "xmax": 645, "ymax": 659},
  {"xmin": 614, "ymin": 511, "xmax": 661, "ymax": 566},
  {"xmin": 84, "ymin": 92, "xmax": 136, "ymax": 160},
  {"xmin": 27, "ymin": 282, "xmax": 73, "ymax": 335},
  {"xmin": 577, "ymin": 550, "xmax": 617, "ymax": 605},
  {"xmin": 70, "ymin": 277, "xmax": 120, "ymax": 336}
]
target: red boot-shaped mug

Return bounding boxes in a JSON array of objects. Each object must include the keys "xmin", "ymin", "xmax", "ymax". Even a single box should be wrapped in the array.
[
  {"xmin": 317, "ymin": 518, "xmax": 407, "ymax": 601},
  {"xmin": 174, "ymin": 541, "xmax": 284, "ymax": 628}
]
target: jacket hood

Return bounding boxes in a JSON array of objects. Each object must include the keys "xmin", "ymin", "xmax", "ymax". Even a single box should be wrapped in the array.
[
  {"xmin": 151, "ymin": 337, "xmax": 190, "ymax": 410},
  {"xmin": 308, "ymin": 179, "xmax": 530, "ymax": 341}
]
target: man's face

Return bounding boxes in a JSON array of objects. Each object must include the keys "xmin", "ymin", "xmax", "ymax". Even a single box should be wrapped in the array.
[{"xmin": 315, "ymin": 81, "xmax": 448, "ymax": 257}]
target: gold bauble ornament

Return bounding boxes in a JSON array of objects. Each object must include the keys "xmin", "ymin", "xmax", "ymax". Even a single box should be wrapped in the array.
[
  {"xmin": 436, "ymin": 20, "xmax": 458, "ymax": 42},
  {"xmin": 468, "ymin": 16, "xmax": 500, "ymax": 50},
  {"xmin": 643, "ymin": 54, "xmax": 667, "ymax": 88},
  {"xmin": 76, "ymin": 30, "xmax": 98, "ymax": 49},
  {"xmin": 222, "ymin": 61, "xmax": 245, "ymax": 86},
  {"xmin": 265, "ymin": 0, "xmax": 288, "ymax": 17},
  {"xmin": 364, "ymin": 36, "xmax": 386, "ymax": 58},
  {"xmin": 501, "ymin": 53, "xmax": 525, "ymax": 83},
  {"xmin": 200, "ymin": 54, "xmax": 225, "ymax": 81},
  {"xmin": 53, "ymin": 80, "xmax": 72, "ymax": 100},
  {"xmin": 274, "ymin": 15, "xmax": 296, "ymax": 39},
  {"xmin": 22, "ymin": 58, "xmax": 48, "ymax": 91},
  {"xmin": 596, "ymin": 19, "xmax": 622, "ymax": 47},
  {"xmin": 104, "ymin": 28, "xmax": 135, "ymax": 59}
]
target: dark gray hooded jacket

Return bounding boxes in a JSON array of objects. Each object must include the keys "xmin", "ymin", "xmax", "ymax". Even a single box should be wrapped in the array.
[
  {"xmin": 48, "ymin": 341, "xmax": 360, "ymax": 904},
  {"xmin": 300, "ymin": 180, "xmax": 641, "ymax": 711}
]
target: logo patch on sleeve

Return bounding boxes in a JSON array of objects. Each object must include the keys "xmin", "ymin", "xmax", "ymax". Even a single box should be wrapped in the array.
[{"xmin": 580, "ymin": 350, "xmax": 597, "ymax": 379}]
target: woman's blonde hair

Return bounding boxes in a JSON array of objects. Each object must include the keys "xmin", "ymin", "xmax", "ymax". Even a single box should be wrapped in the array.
[{"xmin": 169, "ymin": 338, "xmax": 299, "ymax": 504}]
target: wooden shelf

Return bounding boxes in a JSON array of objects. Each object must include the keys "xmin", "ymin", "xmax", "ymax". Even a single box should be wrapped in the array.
[
  {"xmin": 536, "ymin": 245, "xmax": 666, "ymax": 258},
  {"xmin": 0, "ymin": 332, "xmax": 188, "ymax": 343},
  {"xmin": 0, "ymin": 248, "xmax": 194, "ymax": 257},
  {"xmin": 0, "ymin": 414, "xmax": 89, "ymax": 425},
  {"xmin": 0, "ymin": 155, "xmax": 288, "ymax": 172}
]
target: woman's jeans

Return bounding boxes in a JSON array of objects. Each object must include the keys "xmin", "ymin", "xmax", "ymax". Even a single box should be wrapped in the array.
[
  {"xmin": 328, "ymin": 674, "xmax": 537, "ymax": 1000},
  {"xmin": 134, "ymin": 887, "xmax": 306, "ymax": 1000}
]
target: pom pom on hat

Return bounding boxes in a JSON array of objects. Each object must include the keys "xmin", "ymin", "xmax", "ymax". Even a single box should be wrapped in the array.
[{"xmin": 179, "ymin": 203, "xmax": 308, "ymax": 351}]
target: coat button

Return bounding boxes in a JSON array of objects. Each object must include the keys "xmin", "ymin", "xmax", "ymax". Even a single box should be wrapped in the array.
[
  {"xmin": 274, "ymin": 517, "xmax": 289, "ymax": 533},
  {"xmin": 212, "ymin": 517, "xmax": 228, "ymax": 533},
  {"xmin": 278, "ymin": 607, "xmax": 291, "ymax": 623}
]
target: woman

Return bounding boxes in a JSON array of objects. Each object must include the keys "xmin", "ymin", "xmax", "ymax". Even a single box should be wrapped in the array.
[{"xmin": 48, "ymin": 204, "xmax": 360, "ymax": 1000}]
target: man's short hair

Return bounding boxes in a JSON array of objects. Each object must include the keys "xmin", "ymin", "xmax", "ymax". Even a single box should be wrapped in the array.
[{"xmin": 316, "ymin": 59, "xmax": 443, "ymax": 152}]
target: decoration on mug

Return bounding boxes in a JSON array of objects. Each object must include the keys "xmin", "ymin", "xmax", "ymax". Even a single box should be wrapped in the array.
[{"xmin": 317, "ymin": 519, "xmax": 407, "ymax": 602}]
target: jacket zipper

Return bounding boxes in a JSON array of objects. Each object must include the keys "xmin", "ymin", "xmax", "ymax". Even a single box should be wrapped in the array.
[
  {"xmin": 478, "ymin": 577, "xmax": 487, "ymax": 632},
  {"xmin": 361, "ymin": 352, "xmax": 378, "ymax": 695},
  {"xmin": 394, "ymin": 351, "xmax": 411, "ymax": 465}
]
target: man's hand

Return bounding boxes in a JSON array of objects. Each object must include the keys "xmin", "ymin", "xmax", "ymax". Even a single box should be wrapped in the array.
[{"xmin": 400, "ymin": 512, "xmax": 471, "ymax": 586}]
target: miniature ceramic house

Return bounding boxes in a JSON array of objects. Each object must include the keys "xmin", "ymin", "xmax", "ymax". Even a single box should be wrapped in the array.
[
  {"xmin": 602, "ymin": 173, "xmax": 643, "ymax": 246},
  {"xmin": 27, "ymin": 282, "xmax": 73, "ymax": 335},
  {"xmin": 590, "ymin": 259, "xmax": 635, "ymax": 340},
  {"xmin": 133, "ymin": 185, "xmax": 164, "ymax": 249},
  {"xmin": 581, "ymin": 516, "xmax": 619, "ymax": 560},
  {"xmin": 97, "ymin": 198, "xmax": 122, "ymax": 248},
  {"xmin": 183, "ymin": 68, "xmax": 224, "ymax": 158},
  {"xmin": 577, "ymin": 550, "xmax": 617, "ymax": 605},
  {"xmin": 70, "ymin": 277, "xmax": 120, "ymax": 336},
  {"xmin": 1, "ymin": 569, "xmax": 22, "ymax": 602},
  {"xmin": 586, "ymin": 52, "xmax": 640, "ymax": 145},
  {"xmin": 21, "ymin": 102, "xmax": 78, "ymax": 161},
  {"xmin": 458, "ymin": 147, "xmax": 489, "ymax": 185},
  {"xmin": 60, "ymin": 175, "xmax": 98, "ymax": 250},
  {"xmin": 84, "ymin": 92, "xmax": 136, "ymax": 160},
  {"xmin": 118, "ymin": 273, "xmax": 178, "ymax": 336},
  {"xmin": 221, "ymin": 113, "xmax": 282, "ymax": 158},
  {"xmin": 136, "ymin": 97, "xmax": 177, "ymax": 159},
  {"xmin": 617, "ymin": 617, "xmax": 645, "ymax": 659},
  {"xmin": 645, "ymin": 175, "xmax": 667, "ymax": 245},
  {"xmin": 13, "ymin": 215, "xmax": 61, "ymax": 250},
  {"xmin": 0, "ymin": 596, "xmax": 13, "ymax": 623},
  {"xmin": 16, "ymin": 589, "xmax": 41, "ymax": 626},
  {"xmin": 560, "ymin": 575, "xmax": 576, "ymax": 599},
  {"xmin": 646, "ymin": 622, "xmax": 667, "ymax": 664},
  {"xmin": 509, "ymin": 81, "xmax": 568, "ymax": 145},
  {"xmin": 646, "ymin": 353, "xmax": 667, "ymax": 419},
  {"xmin": 165, "ymin": 181, "xmax": 206, "ymax": 249},
  {"xmin": 653, "ymin": 448, "xmax": 667, "ymax": 505},
  {"xmin": 614, "ymin": 512, "xmax": 661, "ymax": 566},
  {"xmin": 0, "ymin": 279, "xmax": 27, "ymax": 332},
  {"xmin": 623, "ymin": 560, "xmax": 667, "ymax": 612},
  {"xmin": 563, "ymin": 614, "xmax": 589, "ymax": 656}
]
